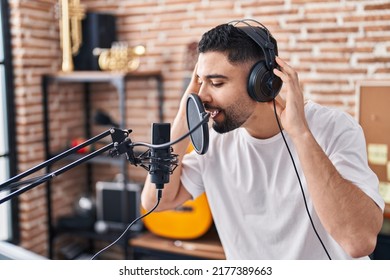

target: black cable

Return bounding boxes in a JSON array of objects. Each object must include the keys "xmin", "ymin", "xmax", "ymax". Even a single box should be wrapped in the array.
[
  {"xmin": 90, "ymin": 189, "xmax": 163, "ymax": 260},
  {"xmin": 272, "ymin": 99, "xmax": 332, "ymax": 260},
  {"xmin": 130, "ymin": 113, "xmax": 210, "ymax": 150}
]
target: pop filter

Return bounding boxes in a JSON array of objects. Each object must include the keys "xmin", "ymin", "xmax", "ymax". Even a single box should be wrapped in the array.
[{"xmin": 186, "ymin": 94, "xmax": 209, "ymax": 155}]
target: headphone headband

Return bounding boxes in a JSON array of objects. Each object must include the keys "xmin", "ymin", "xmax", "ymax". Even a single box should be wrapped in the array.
[
  {"xmin": 228, "ymin": 19, "xmax": 271, "ymax": 39},
  {"xmin": 228, "ymin": 19, "xmax": 276, "ymax": 70}
]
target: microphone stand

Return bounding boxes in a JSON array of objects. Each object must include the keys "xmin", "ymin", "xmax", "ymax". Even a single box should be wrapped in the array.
[
  {"xmin": 0, "ymin": 128, "xmax": 131, "ymax": 205},
  {"xmin": 0, "ymin": 102, "xmax": 209, "ymax": 259},
  {"xmin": 0, "ymin": 111, "xmax": 209, "ymax": 204}
]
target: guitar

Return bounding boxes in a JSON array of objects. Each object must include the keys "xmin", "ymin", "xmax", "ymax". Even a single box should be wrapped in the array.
[
  {"xmin": 142, "ymin": 45, "xmax": 213, "ymax": 239},
  {"xmin": 141, "ymin": 191, "xmax": 213, "ymax": 240}
]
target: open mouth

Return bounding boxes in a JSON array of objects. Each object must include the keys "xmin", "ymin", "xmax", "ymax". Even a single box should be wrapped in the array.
[{"xmin": 206, "ymin": 109, "xmax": 220, "ymax": 119}]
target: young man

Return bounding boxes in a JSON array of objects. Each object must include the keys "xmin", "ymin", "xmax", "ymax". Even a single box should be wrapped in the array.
[{"xmin": 141, "ymin": 21, "xmax": 384, "ymax": 259}]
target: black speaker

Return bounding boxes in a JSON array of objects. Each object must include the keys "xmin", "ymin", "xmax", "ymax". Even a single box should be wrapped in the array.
[
  {"xmin": 95, "ymin": 181, "xmax": 143, "ymax": 233},
  {"xmin": 73, "ymin": 12, "xmax": 117, "ymax": 71}
]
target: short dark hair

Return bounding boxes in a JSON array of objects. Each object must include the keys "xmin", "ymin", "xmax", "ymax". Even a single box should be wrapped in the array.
[{"xmin": 198, "ymin": 23, "xmax": 275, "ymax": 65}]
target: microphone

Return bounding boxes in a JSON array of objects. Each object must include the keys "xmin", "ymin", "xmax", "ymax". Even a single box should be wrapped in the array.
[
  {"xmin": 110, "ymin": 94, "xmax": 209, "ymax": 188},
  {"xmin": 186, "ymin": 94, "xmax": 209, "ymax": 155},
  {"xmin": 149, "ymin": 123, "xmax": 172, "ymax": 189}
]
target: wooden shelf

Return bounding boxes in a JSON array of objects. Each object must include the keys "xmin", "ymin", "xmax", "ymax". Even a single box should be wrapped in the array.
[
  {"xmin": 130, "ymin": 229, "xmax": 225, "ymax": 260},
  {"xmin": 44, "ymin": 70, "xmax": 162, "ymax": 82}
]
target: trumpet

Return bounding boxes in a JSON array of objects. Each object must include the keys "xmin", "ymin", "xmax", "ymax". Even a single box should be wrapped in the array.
[
  {"xmin": 58, "ymin": 0, "xmax": 85, "ymax": 72},
  {"xmin": 93, "ymin": 43, "xmax": 146, "ymax": 72}
]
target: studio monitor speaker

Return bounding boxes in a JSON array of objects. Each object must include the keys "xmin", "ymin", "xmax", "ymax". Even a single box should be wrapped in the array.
[
  {"xmin": 95, "ymin": 181, "xmax": 143, "ymax": 233},
  {"xmin": 74, "ymin": 12, "xmax": 117, "ymax": 71}
]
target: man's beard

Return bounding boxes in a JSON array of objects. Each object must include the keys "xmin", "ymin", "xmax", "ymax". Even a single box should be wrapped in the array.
[{"xmin": 212, "ymin": 102, "xmax": 250, "ymax": 134}]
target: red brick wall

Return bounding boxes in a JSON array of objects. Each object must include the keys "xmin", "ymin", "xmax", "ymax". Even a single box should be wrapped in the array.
[{"xmin": 9, "ymin": 0, "xmax": 390, "ymax": 257}]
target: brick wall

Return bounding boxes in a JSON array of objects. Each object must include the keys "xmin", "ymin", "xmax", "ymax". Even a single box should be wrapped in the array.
[{"xmin": 9, "ymin": 0, "xmax": 390, "ymax": 258}]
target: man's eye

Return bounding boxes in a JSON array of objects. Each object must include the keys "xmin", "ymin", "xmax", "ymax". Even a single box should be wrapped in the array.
[{"xmin": 212, "ymin": 82, "xmax": 223, "ymax": 87}]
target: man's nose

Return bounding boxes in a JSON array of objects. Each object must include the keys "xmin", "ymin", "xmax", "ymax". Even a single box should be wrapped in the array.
[{"xmin": 197, "ymin": 84, "xmax": 212, "ymax": 103}]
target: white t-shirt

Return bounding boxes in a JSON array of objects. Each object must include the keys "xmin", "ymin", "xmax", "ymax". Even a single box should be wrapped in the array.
[{"xmin": 181, "ymin": 101, "xmax": 384, "ymax": 260}]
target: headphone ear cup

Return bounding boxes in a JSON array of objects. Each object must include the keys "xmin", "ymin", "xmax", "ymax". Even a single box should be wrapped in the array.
[
  {"xmin": 268, "ymin": 70, "xmax": 283, "ymax": 99},
  {"xmin": 247, "ymin": 61, "xmax": 283, "ymax": 102}
]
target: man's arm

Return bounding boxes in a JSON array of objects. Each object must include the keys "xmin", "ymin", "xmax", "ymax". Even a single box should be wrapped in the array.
[
  {"xmin": 141, "ymin": 65, "xmax": 200, "ymax": 212},
  {"xmin": 292, "ymin": 129, "xmax": 383, "ymax": 258},
  {"xmin": 272, "ymin": 57, "xmax": 383, "ymax": 258}
]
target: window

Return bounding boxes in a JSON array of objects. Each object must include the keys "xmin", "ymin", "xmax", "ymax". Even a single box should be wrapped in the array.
[{"xmin": 0, "ymin": 0, "xmax": 17, "ymax": 242}]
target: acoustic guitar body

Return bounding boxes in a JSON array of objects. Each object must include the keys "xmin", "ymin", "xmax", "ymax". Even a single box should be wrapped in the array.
[{"xmin": 141, "ymin": 193, "xmax": 212, "ymax": 239}]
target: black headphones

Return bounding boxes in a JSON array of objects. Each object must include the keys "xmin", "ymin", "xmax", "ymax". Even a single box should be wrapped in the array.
[{"xmin": 229, "ymin": 19, "xmax": 283, "ymax": 102}]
